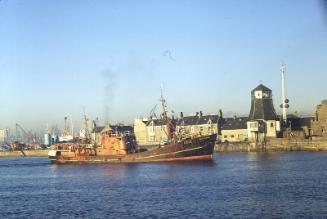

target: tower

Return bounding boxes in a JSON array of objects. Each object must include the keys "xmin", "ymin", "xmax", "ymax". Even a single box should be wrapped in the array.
[
  {"xmin": 247, "ymin": 84, "xmax": 280, "ymax": 142},
  {"xmin": 249, "ymin": 84, "xmax": 277, "ymax": 120}
]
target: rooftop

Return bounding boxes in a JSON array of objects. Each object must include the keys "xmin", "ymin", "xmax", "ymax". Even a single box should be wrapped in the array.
[
  {"xmin": 252, "ymin": 84, "xmax": 272, "ymax": 92},
  {"xmin": 221, "ymin": 117, "xmax": 248, "ymax": 130}
]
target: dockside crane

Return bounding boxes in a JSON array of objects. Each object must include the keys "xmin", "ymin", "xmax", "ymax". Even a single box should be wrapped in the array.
[{"xmin": 15, "ymin": 123, "xmax": 36, "ymax": 144}]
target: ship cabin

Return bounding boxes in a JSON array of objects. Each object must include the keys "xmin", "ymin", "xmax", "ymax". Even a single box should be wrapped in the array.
[{"xmin": 89, "ymin": 124, "xmax": 136, "ymax": 155}]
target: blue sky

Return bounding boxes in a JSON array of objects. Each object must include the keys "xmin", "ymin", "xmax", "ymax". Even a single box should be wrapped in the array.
[{"xmin": 0, "ymin": 0, "xmax": 327, "ymax": 131}]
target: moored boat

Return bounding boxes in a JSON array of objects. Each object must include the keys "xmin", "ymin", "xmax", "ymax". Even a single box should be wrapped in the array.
[
  {"xmin": 48, "ymin": 88, "xmax": 217, "ymax": 164},
  {"xmin": 48, "ymin": 133, "xmax": 216, "ymax": 164}
]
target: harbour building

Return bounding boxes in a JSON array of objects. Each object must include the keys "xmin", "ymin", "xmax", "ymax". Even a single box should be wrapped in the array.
[
  {"xmin": 247, "ymin": 84, "xmax": 281, "ymax": 142},
  {"xmin": 0, "ymin": 128, "xmax": 9, "ymax": 143},
  {"xmin": 221, "ymin": 117, "xmax": 248, "ymax": 143},
  {"xmin": 134, "ymin": 111, "xmax": 223, "ymax": 146}
]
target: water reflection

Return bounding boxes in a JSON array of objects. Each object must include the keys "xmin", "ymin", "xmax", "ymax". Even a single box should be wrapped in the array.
[
  {"xmin": 100, "ymin": 163, "xmax": 140, "ymax": 178},
  {"xmin": 246, "ymin": 151, "xmax": 281, "ymax": 162}
]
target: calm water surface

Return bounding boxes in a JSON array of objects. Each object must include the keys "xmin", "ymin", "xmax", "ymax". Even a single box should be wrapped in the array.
[{"xmin": 0, "ymin": 152, "xmax": 327, "ymax": 218}]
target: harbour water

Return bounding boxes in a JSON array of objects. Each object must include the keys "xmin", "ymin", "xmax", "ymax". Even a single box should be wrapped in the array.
[{"xmin": 1, "ymin": 152, "xmax": 327, "ymax": 218}]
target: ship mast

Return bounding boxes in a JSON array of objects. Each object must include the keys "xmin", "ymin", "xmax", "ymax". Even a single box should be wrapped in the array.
[
  {"xmin": 82, "ymin": 107, "xmax": 90, "ymax": 142},
  {"xmin": 160, "ymin": 85, "xmax": 173, "ymax": 143}
]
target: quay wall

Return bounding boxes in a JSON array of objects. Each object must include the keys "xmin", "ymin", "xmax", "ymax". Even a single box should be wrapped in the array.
[
  {"xmin": 0, "ymin": 150, "xmax": 49, "ymax": 158},
  {"xmin": 215, "ymin": 138, "xmax": 327, "ymax": 152}
]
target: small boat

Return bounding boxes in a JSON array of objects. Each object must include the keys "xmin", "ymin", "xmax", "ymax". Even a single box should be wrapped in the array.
[{"xmin": 48, "ymin": 89, "xmax": 216, "ymax": 164}]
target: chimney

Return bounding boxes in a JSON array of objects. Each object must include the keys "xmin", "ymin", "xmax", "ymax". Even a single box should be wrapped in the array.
[
  {"xmin": 196, "ymin": 112, "xmax": 199, "ymax": 117},
  {"xmin": 200, "ymin": 111, "xmax": 203, "ymax": 117},
  {"xmin": 180, "ymin": 112, "xmax": 184, "ymax": 118}
]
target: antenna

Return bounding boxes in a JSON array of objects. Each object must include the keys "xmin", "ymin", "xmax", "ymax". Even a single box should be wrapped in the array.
[{"xmin": 280, "ymin": 61, "xmax": 289, "ymax": 124}]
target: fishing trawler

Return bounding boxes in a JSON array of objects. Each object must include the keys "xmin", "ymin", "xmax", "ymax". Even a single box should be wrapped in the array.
[{"xmin": 48, "ymin": 90, "xmax": 217, "ymax": 164}]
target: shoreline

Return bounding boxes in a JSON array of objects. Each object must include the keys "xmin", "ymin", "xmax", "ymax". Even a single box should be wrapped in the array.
[{"xmin": 0, "ymin": 150, "xmax": 50, "ymax": 158}]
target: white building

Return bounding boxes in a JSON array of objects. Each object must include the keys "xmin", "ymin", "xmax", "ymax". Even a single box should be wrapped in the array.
[
  {"xmin": 247, "ymin": 84, "xmax": 280, "ymax": 142},
  {"xmin": 0, "ymin": 128, "xmax": 9, "ymax": 142}
]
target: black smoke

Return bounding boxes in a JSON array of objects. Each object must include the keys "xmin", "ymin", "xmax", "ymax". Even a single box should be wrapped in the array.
[{"xmin": 102, "ymin": 69, "xmax": 116, "ymax": 123}]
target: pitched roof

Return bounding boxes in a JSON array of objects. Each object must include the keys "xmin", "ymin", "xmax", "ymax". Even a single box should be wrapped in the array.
[
  {"xmin": 146, "ymin": 118, "xmax": 166, "ymax": 126},
  {"xmin": 177, "ymin": 116, "xmax": 198, "ymax": 126},
  {"xmin": 146, "ymin": 114, "xmax": 221, "ymax": 127},
  {"xmin": 146, "ymin": 118, "xmax": 177, "ymax": 126},
  {"xmin": 252, "ymin": 84, "xmax": 272, "ymax": 92},
  {"xmin": 284, "ymin": 116, "xmax": 314, "ymax": 130},
  {"xmin": 95, "ymin": 125, "xmax": 133, "ymax": 133},
  {"xmin": 249, "ymin": 98, "xmax": 277, "ymax": 120},
  {"xmin": 221, "ymin": 117, "xmax": 248, "ymax": 130},
  {"xmin": 92, "ymin": 126, "xmax": 105, "ymax": 133},
  {"xmin": 110, "ymin": 125, "xmax": 133, "ymax": 133},
  {"xmin": 197, "ymin": 115, "xmax": 220, "ymax": 125},
  {"xmin": 299, "ymin": 117, "xmax": 314, "ymax": 127},
  {"xmin": 177, "ymin": 115, "xmax": 221, "ymax": 126}
]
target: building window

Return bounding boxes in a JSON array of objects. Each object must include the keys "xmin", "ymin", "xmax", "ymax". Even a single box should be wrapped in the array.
[
  {"xmin": 262, "ymin": 91, "xmax": 271, "ymax": 98},
  {"xmin": 231, "ymin": 135, "xmax": 235, "ymax": 138},
  {"xmin": 270, "ymin": 122, "xmax": 274, "ymax": 128},
  {"xmin": 224, "ymin": 135, "xmax": 227, "ymax": 138}
]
